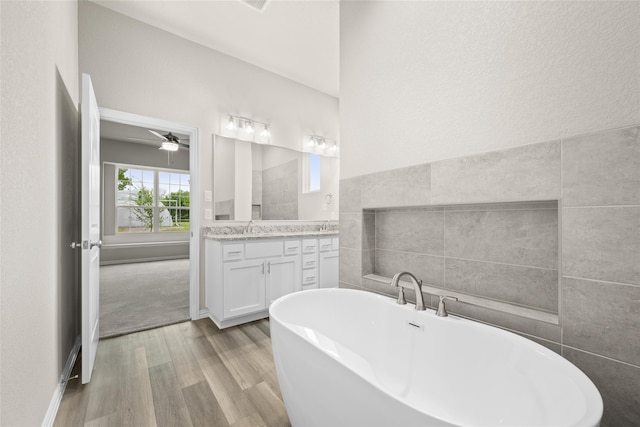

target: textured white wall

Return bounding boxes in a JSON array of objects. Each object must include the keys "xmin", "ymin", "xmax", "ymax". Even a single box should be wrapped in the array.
[
  {"xmin": 0, "ymin": 1, "xmax": 79, "ymax": 425},
  {"xmin": 340, "ymin": 1, "xmax": 640, "ymax": 179}
]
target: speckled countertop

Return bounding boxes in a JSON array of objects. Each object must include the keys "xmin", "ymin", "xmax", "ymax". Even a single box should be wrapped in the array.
[{"xmin": 202, "ymin": 223, "xmax": 339, "ymax": 241}]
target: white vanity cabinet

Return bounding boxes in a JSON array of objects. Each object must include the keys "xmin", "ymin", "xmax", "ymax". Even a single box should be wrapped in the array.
[
  {"xmin": 319, "ymin": 237, "xmax": 339, "ymax": 288},
  {"xmin": 206, "ymin": 238, "xmax": 302, "ymax": 329}
]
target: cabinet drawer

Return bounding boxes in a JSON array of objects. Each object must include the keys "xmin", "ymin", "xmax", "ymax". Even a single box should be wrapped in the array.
[
  {"xmin": 284, "ymin": 240, "xmax": 301, "ymax": 256},
  {"xmin": 319, "ymin": 238, "xmax": 333, "ymax": 252},
  {"xmin": 245, "ymin": 241, "xmax": 283, "ymax": 259},
  {"xmin": 302, "ymin": 253, "xmax": 318, "ymax": 269},
  {"xmin": 223, "ymin": 243, "xmax": 244, "ymax": 261},
  {"xmin": 302, "ymin": 239, "xmax": 318, "ymax": 254},
  {"xmin": 302, "ymin": 268, "xmax": 318, "ymax": 286}
]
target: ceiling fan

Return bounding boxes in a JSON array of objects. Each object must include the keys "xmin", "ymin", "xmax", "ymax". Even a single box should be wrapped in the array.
[{"xmin": 128, "ymin": 130, "xmax": 190, "ymax": 151}]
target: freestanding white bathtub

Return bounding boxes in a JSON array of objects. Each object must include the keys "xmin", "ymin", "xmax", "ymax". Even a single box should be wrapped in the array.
[{"xmin": 269, "ymin": 288, "xmax": 602, "ymax": 427}]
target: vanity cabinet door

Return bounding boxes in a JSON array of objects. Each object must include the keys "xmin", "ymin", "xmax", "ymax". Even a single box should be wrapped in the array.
[
  {"xmin": 267, "ymin": 255, "xmax": 302, "ymax": 305},
  {"xmin": 319, "ymin": 250, "xmax": 339, "ymax": 288},
  {"xmin": 223, "ymin": 259, "xmax": 266, "ymax": 318}
]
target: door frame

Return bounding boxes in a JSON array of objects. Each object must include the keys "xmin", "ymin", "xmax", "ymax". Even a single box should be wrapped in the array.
[{"xmin": 99, "ymin": 107, "xmax": 201, "ymax": 320}]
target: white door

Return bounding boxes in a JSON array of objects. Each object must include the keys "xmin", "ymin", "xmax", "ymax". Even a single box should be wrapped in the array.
[{"xmin": 80, "ymin": 74, "xmax": 101, "ymax": 384}]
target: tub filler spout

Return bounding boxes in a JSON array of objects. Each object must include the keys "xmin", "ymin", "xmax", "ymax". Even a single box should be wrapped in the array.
[{"xmin": 390, "ymin": 271, "xmax": 426, "ymax": 311}]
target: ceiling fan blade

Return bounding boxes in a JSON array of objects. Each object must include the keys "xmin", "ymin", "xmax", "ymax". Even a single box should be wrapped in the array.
[{"xmin": 148, "ymin": 130, "xmax": 168, "ymax": 141}]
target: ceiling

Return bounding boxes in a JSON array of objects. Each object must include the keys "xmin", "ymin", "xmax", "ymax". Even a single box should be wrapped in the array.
[
  {"xmin": 101, "ymin": 120, "xmax": 190, "ymax": 149},
  {"xmin": 90, "ymin": 0, "xmax": 340, "ymax": 97}
]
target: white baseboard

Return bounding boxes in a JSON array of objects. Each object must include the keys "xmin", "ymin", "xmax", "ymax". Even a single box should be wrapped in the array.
[
  {"xmin": 41, "ymin": 335, "xmax": 81, "ymax": 427},
  {"xmin": 198, "ymin": 308, "xmax": 210, "ymax": 319}
]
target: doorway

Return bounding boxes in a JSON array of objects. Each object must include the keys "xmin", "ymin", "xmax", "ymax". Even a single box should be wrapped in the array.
[{"xmin": 98, "ymin": 109, "xmax": 200, "ymax": 337}]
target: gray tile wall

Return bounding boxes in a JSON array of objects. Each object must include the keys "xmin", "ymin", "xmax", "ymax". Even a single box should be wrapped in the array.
[
  {"xmin": 338, "ymin": 125, "xmax": 640, "ymax": 426},
  {"xmin": 371, "ymin": 202, "xmax": 559, "ymax": 313},
  {"xmin": 262, "ymin": 159, "xmax": 298, "ymax": 220},
  {"xmin": 214, "ymin": 199, "xmax": 234, "ymax": 220}
]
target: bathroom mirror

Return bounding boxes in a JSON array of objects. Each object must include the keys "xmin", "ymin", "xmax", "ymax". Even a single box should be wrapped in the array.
[{"xmin": 213, "ymin": 135, "xmax": 339, "ymax": 221}]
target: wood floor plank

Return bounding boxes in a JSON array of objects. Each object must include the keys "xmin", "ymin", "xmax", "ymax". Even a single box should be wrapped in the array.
[
  {"xmin": 83, "ymin": 337, "xmax": 127, "ymax": 422},
  {"xmin": 220, "ymin": 346, "xmax": 263, "ymax": 390},
  {"xmin": 132, "ymin": 327, "xmax": 172, "ymax": 368},
  {"xmin": 177, "ymin": 319, "xmax": 204, "ymax": 338},
  {"xmin": 163, "ymin": 323, "xmax": 205, "ymax": 388},
  {"xmin": 53, "ymin": 385, "xmax": 90, "ymax": 427},
  {"xmin": 241, "ymin": 342, "xmax": 281, "ymax": 393},
  {"xmin": 83, "ymin": 411, "xmax": 120, "ymax": 427},
  {"xmin": 245, "ymin": 382, "xmax": 290, "ymax": 427},
  {"xmin": 206, "ymin": 326, "xmax": 255, "ymax": 354},
  {"xmin": 229, "ymin": 412, "xmax": 269, "ymax": 427},
  {"xmin": 196, "ymin": 352, "xmax": 256, "ymax": 424},
  {"xmin": 149, "ymin": 363, "xmax": 193, "ymax": 427},
  {"xmin": 118, "ymin": 346, "xmax": 158, "ymax": 427},
  {"xmin": 254, "ymin": 319, "xmax": 271, "ymax": 338},
  {"xmin": 182, "ymin": 380, "xmax": 229, "ymax": 427},
  {"xmin": 238, "ymin": 322, "xmax": 270, "ymax": 344}
]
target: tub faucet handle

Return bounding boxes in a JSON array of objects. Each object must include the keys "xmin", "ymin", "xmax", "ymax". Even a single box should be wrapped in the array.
[
  {"xmin": 436, "ymin": 295, "xmax": 458, "ymax": 317},
  {"xmin": 396, "ymin": 287, "xmax": 407, "ymax": 305}
]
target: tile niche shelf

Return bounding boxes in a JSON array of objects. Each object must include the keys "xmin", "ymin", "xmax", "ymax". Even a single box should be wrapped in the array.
[{"xmin": 360, "ymin": 200, "xmax": 560, "ymax": 325}]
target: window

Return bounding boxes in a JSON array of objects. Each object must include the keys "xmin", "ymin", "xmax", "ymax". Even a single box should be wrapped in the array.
[
  {"xmin": 303, "ymin": 153, "xmax": 321, "ymax": 193},
  {"xmin": 116, "ymin": 166, "xmax": 190, "ymax": 234}
]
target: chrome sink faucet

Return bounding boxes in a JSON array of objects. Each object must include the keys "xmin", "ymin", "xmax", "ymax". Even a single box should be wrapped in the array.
[
  {"xmin": 242, "ymin": 220, "xmax": 256, "ymax": 234},
  {"xmin": 390, "ymin": 272, "xmax": 426, "ymax": 311},
  {"xmin": 321, "ymin": 220, "xmax": 330, "ymax": 231}
]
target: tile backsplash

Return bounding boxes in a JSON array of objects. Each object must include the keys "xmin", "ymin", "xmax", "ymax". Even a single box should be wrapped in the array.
[{"xmin": 339, "ymin": 124, "xmax": 640, "ymax": 427}]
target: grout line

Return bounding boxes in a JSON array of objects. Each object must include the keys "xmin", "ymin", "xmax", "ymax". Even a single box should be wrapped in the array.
[
  {"xmin": 559, "ymin": 139, "xmax": 564, "ymax": 350},
  {"xmin": 563, "ymin": 204, "xmax": 640, "ymax": 209},
  {"xmin": 562, "ymin": 275, "xmax": 640, "ymax": 288},
  {"xmin": 443, "ymin": 209, "xmax": 447, "ymax": 290},
  {"xmin": 562, "ymin": 345, "xmax": 640, "ymax": 370},
  {"xmin": 375, "ymin": 248, "xmax": 558, "ymax": 271}
]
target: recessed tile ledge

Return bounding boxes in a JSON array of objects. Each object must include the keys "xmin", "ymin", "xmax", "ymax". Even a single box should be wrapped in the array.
[{"xmin": 363, "ymin": 274, "xmax": 559, "ymax": 325}]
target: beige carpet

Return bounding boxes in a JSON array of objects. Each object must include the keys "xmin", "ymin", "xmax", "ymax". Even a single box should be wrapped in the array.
[{"xmin": 100, "ymin": 259, "xmax": 190, "ymax": 338}]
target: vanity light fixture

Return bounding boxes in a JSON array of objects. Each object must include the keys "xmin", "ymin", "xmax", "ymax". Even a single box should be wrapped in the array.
[
  {"xmin": 226, "ymin": 115, "xmax": 236, "ymax": 131},
  {"xmin": 306, "ymin": 134, "xmax": 338, "ymax": 156},
  {"xmin": 222, "ymin": 114, "xmax": 271, "ymax": 144}
]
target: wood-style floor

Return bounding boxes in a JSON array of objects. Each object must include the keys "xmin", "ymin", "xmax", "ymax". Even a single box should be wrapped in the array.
[{"xmin": 54, "ymin": 319, "xmax": 291, "ymax": 427}]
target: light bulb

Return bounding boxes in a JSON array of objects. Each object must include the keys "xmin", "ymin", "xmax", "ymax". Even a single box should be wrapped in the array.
[
  {"xmin": 330, "ymin": 143, "xmax": 338, "ymax": 152},
  {"xmin": 260, "ymin": 125, "xmax": 270, "ymax": 138},
  {"xmin": 307, "ymin": 136, "xmax": 316, "ymax": 147},
  {"xmin": 245, "ymin": 121, "xmax": 254, "ymax": 134},
  {"xmin": 319, "ymin": 138, "xmax": 326, "ymax": 149},
  {"xmin": 226, "ymin": 116, "xmax": 236, "ymax": 130}
]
